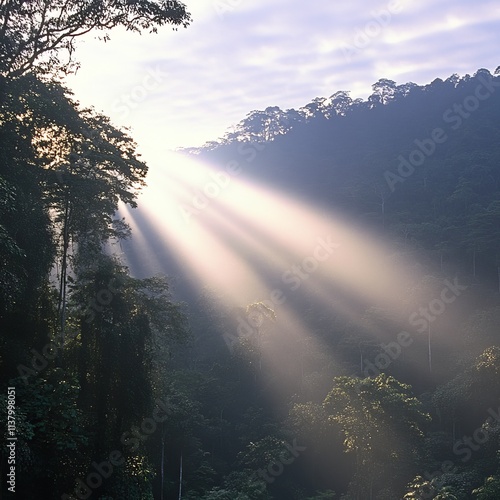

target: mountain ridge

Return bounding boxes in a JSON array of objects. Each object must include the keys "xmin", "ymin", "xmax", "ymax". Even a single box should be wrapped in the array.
[{"xmin": 181, "ymin": 67, "xmax": 500, "ymax": 154}]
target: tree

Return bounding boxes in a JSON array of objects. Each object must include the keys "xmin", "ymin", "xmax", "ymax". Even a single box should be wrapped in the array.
[
  {"xmin": 61, "ymin": 253, "xmax": 190, "ymax": 499},
  {"xmin": 224, "ymin": 108, "xmax": 298, "ymax": 144},
  {"xmin": 464, "ymin": 201, "xmax": 500, "ymax": 290},
  {"xmin": 0, "ymin": 0, "xmax": 191, "ymax": 78},
  {"xmin": 0, "ymin": 73, "xmax": 150, "ymax": 346},
  {"xmin": 0, "ymin": 77, "xmax": 60, "ymax": 380},
  {"xmin": 300, "ymin": 97, "xmax": 328, "ymax": 120},
  {"xmin": 323, "ymin": 374, "xmax": 430, "ymax": 499},
  {"xmin": 0, "ymin": 370, "xmax": 88, "ymax": 497},
  {"xmin": 70, "ymin": 254, "xmax": 188, "ymax": 432},
  {"xmin": 368, "ymin": 79, "xmax": 398, "ymax": 106},
  {"xmin": 404, "ymin": 476, "xmax": 460, "ymax": 499},
  {"xmin": 473, "ymin": 475, "xmax": 500, "ymax": 499},
  {"xmin": 328, "ymin": 90, "xmax": 352, "ymax": 116},
  {"xmin": 0, "ymin": 175, "xmax": 34, "ymax": 310},
  {"xmin": 231, "ymin": 302, "xmax": 276, "ymax": 376},
  {"xmin": 200, "ymin": 471, "xmax": 271, "ymax": 500},
  {"xmin": 305, "ymin": 490, "xmax": 337, "ymax": 500}
]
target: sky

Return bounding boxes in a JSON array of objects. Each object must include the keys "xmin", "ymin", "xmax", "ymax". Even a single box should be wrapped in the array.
[{"xmin": 66, "ymin": 0, "xmax": 500, "ymax": 162}]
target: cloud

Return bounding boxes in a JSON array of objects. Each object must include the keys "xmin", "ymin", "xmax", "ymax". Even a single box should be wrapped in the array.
[{"xmin": 66, "ymin": 0, "xmax": 500, "ymax": 154}]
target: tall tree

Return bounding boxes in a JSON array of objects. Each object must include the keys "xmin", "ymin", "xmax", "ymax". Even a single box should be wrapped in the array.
[{"xmin": 323, "ymin": 374, "xmax": 430, "ymax": 499}]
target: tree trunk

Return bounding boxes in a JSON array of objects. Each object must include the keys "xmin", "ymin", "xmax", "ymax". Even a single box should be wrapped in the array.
[
  {"xmin": 472, "ymin": 247, "xmax": 476, "ymax": 278},
  {"xmin": 381, "ymin": 196, "xmax": 385, "ymax": 228},
  {"xmin": 160, "ymin": 426, "xmax": 166, "ymax": 500},
  {"xmin": 178, "ymin": 452, "xmax": 183, "ymax": 500},
  {"xmin": 57, "ymin": 196, "xmax": 71, "ymax": 345},
  {"xmin": 428, "ymin": 323, "xmax": 432, "ymax": 373}
]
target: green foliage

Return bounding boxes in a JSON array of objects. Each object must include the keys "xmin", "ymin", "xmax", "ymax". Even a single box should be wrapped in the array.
[
  {"xmin": 473, "ymin": 475, "xmax": 500, "ymax": 499},
  {"xmin": 237, "ymin": 435, "xmax": 289, "ymax": 470},
  {"xmin": 432, "ymin": 346, "xmax": 500, "ymax": 438},
  {"xmin": 104, "ymin": 458, "xmax": 155, "ymax": 500},
  {"xmin": 0, "ymin": 369, "xmax": 88, "ymax": 494},
  {"xmin": 403, "ymin": 475, "xmax": 460, "ymax": 499},
  {"xmin": 475, "ymin": 346, "xmax": 500, "ymax": 377},
  {"xmin": 306, "ymin": 490, "xmax": 337, "ymax": 499},
  {"xmin": 323, "ymin": 374, "xmax": 430, "ymax": 497},
  {"xmin": 200, "ymin": 471, "xmax": 271, "ymax": 500},
  {"xmin": 404, "ymin": 469, "xmax": 489, "ymax": 500},
  {"xmin": 324, "ymin": 374, "xmax": 430, "ymax": 455},
  {"xmin": 0, "ymin": 175, "xmax": 25, "ymax": 308},
  {"xmin": 288, "ymin": 402, "xmax": 330, "ymax": 438}
]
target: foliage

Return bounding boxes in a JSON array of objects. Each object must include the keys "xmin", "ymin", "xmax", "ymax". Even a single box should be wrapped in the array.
[
  {"xmin": 473, "ymin": 475, "xmax": 500, "ymax": 499},
  {"xmin": 323, "ymin": 374, "xmax": 430, "ymax": 498},
  {"xmin": 0, "ymin": 0, "xmax": 191, "ymax": 77},
  {"xmin": 200, "ymin": 471, "xmax": 272, "ymax": 500}
]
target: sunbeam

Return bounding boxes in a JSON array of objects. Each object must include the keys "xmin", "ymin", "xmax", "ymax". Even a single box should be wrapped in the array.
[
  {"xmin": 116, "ymin": 151, "xmax": 459, "ymax": 382},
  {"xmin": 120, "ymin": 151, "xmax": 432, "ymax": 313},
  {"xmin": 115, "ymin": 148, "xmax": 479, "ymax": 424}
]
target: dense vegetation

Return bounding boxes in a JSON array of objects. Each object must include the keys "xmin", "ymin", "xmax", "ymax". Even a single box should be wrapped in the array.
[
  {"xmin": 1, "ymin": 2, "xmax": 500, "ymax": 499},
  {"xmin": 176, "ymin": 68, "xmax": 500, "ymax": 500}
]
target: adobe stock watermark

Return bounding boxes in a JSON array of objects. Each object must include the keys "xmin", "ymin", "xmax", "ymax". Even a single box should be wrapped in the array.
[
  {"xmin": 224, "ymin": 236, "xmax": 340, "ymax": 352},
  {"xmin": 61, "ymin": 398, "xmax": 173, "ymax": 499},
  {"xmin": 385, "ymin": 74, "xmax": 500, "ymax": 192},
  {"xmin": 409, "ymin": 278, "xmax": 467, "ymax": 333},
  {"xmin": 112, "ymin": 65, "xmax": 168, "ymax": 120},
  {"xmin": 6, "ymin": 387, "xmax": 16, "ymax": 493},
  {"xmin": 252, "ymin": 439, "xmax": 306, "ymax": 485},
  {"xmin": 82, "ymin": 276, "xmax": 124, "ymax": 323},
  {"xmin": 179, "ymin": 161, "xmax": 242, "ymax": 224},
  {"xmin": 179, "ymin": 141, "xmax": 265, "ymax": 224},
  {"xmin": 341, "ymin": 0, "xmax": 403, "ymax": 62},
  {"xmin": 363, "ymin": 277, "xmax": 467, "ymax": 377},
  {"xmin": 17, "ymin": 330, "xmax": 75, "ymax": 384},
  {"xmin": 416, "ymin": 405, "xmax": 500, "ymax": 499}
]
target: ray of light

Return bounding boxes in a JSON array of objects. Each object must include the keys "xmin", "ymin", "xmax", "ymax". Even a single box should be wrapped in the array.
[
  {"xmin": 117, "ymin": 150, "xmax": 456, "ymax": 379},
  {"xmin": 204, "ymin": 172, "xmax": 424, "ymax": 317}
]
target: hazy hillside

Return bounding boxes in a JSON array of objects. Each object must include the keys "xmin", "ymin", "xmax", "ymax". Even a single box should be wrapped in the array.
[{"xmin": 188, "ymin": 68, "xmax": 500, "ymax": 289}]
